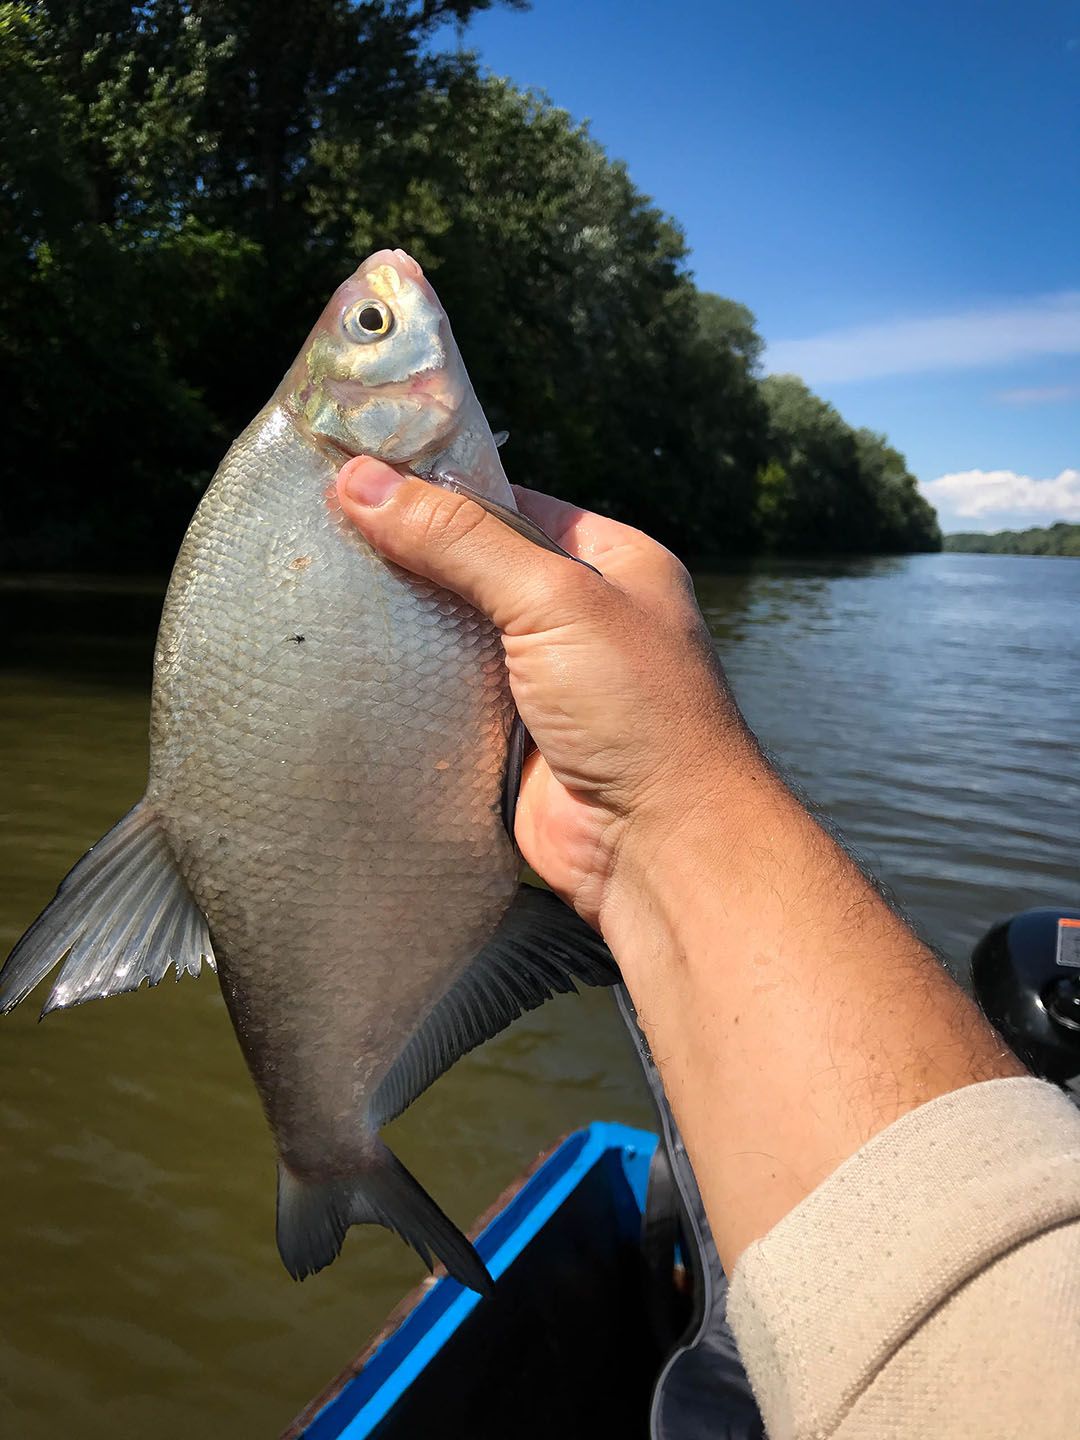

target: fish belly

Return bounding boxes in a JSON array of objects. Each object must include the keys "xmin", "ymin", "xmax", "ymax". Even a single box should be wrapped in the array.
[{"xmin": 148, "ymin": 406, "xmax": 518, "ymax": 1174}]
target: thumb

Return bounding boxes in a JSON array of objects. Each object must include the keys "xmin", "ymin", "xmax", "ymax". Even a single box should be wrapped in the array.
[{"xmin": 336, "ymin": 455, "xmax": 597, "ymax": 635}]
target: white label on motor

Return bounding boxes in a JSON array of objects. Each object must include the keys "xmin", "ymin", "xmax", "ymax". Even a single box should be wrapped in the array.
[{"xmin": 1055, "ymin": 919, "xmax": 1080, "ymax": 968}]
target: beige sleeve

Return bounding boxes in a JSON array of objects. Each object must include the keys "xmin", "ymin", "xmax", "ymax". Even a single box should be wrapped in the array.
[{"xmin": 727, "ymin": 1077, "xmax": 1080, "ymax": 1439}]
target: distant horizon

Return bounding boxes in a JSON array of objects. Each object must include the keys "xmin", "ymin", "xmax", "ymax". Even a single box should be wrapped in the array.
[{"xmin": 942, "ymin": 517, "xmax": 1077, "ymax": 536}]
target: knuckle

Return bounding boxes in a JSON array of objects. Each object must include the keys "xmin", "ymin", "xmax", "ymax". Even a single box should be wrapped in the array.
[
  {"xmin": 618, "ymin": 519, "xmax": 667, "ymax": 558},
  {"xmin": 406, "ymin": 488, "xmax": 489, "ymax": 552},
  {"xmin": 652, "ymin": 542, "xmax": 692, "ymax": 588},
  {"xmin": 617, "ymin": 524, "xmax": 691, "ymax": 586},
  {"xmin": 647, "ymin": 545, "xmax": 696, "ymax": 605}
]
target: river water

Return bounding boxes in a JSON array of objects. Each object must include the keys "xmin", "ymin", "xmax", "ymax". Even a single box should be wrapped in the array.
[{"xmin": 0, "ymin": 553, "xmax": 1076, "ymax": 1438}]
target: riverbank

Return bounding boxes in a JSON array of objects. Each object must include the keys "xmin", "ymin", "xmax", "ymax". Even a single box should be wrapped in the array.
[{"xmin": 945, "ymin": 521, "xmax": 1080, "ymax": 556}]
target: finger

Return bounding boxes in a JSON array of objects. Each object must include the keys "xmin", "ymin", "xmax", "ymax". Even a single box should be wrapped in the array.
[
  {"xmin": 337, "ymin": 456, "xmax": 604, "ymax": 635},
  {"xmin": 511, "ymin": 484, "xmax": 654, "ymax": 567},
  {"xmin": 513, "ymin": 484, "xmax": 692, "ymax": 614}
]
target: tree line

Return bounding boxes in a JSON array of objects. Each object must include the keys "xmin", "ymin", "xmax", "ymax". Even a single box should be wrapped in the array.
[
  {"xmin": 0, "ymin": 0, "xmax": 941, "ymax": 571},
  {"xmin": 944, "ymin": 522, "xmax": 1080, "ymax": 557}
]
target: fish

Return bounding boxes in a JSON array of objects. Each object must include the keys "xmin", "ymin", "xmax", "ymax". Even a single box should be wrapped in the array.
[{"xmin": 0, "ymin": 248, "xmax": 616, "ymax": 1295}]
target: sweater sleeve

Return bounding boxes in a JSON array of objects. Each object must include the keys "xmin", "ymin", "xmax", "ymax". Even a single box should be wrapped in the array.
[{"xmin": 726, "ymin": 1077, "xmax": 1080, "ymax": 1440}]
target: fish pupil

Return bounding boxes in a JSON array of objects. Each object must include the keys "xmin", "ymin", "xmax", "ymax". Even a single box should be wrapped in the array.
[{"xmin": 358, "ymin": 306, "xmax": 385, "ymax": 333}]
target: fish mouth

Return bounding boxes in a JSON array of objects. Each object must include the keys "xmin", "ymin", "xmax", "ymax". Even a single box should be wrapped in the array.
[
  {"xmin": 406, "ymin": 372, "xmax": 440, "ymax": 396},
  {"xmin": 358, "ymin": 247, "xmax": 425, "ymax": 282},
  {"xmin": 323, "ymin": 372, "xmax": 461, "ymax": 421}
]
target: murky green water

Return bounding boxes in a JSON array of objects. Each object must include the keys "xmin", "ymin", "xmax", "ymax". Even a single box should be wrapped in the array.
[{"xmin": 1, "ymin": 554, "xmax": 1077, "ymax": 1437}]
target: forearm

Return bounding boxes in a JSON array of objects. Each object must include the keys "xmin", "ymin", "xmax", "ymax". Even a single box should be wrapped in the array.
[{"xmin": 602, "ymin": 738, "xmax": 1025, "ymax": 1271}]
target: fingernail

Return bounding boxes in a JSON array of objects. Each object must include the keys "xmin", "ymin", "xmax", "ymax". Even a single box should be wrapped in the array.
[{"xmin": 342, "ymin": 457, "xmax": 403, "ymax": 507}]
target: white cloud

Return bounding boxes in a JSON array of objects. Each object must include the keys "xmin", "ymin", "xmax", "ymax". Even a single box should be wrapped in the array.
[
  {"xmin": 995, "ymin": 383, "xmax": 1080, "ymax": 406},
  {"xmin": 765, "ymin": 292, "xmax": 1080, "ymax": 384},
  {"xmin": 920, "ymin": 468, "xmax": 1080, "ymax": 531}
]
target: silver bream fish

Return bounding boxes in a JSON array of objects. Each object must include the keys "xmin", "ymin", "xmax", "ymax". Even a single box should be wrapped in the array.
[{"xmin": 1, "ymin": 248, "xmax": 615, "ymax": 1293}]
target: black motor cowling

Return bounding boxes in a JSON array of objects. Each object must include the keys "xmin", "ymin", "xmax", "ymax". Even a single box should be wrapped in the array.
[{"xmin": 971, "ymin": 907, "xmax": 1080, "ymax": 1086}]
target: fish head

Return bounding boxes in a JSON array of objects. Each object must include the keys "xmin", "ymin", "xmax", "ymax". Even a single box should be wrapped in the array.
[{"xmin": 277, "ymin": 249, "xmax": 514, "ymax": 506}]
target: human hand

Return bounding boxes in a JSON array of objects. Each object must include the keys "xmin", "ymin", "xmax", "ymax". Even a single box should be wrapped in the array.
[{"xmin": 336, "ymin": 457, "xmax": 758, "ymax": 939}]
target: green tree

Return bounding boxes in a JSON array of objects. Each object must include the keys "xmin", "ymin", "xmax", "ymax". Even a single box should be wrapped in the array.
[
  {"xmin": 0, "ymin": 0, "xmax": 524, "ymax": 567},
  {"xmin": 694, "ymin": 292, "xmax": 763, "ymax": 369},
  {"xmin": 757, "ymin": 374, "xmax": 869, "ymax": 550},
  {"xmin": 757, "ymin": 375, "xmax": 939, "ymax": 553},
  {"xmin": 0, "ymin": 1, "xmax": 230, "ymax": 562},
  {"xmin": 853, "ymin": 428, "xmax": 941, "ymax": 553},
  {"xmin": 945, "ymin": 522, "xmax": 1080, "ymax": 556},
  {"xmin": 0, "ymin": 0, "xmax": 938, "ymax": 568}
]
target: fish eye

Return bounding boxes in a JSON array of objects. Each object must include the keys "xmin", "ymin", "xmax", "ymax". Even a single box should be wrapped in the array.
[{"xmin": 344, "ymin": 299, "xmax": 394, "ymax": 343}]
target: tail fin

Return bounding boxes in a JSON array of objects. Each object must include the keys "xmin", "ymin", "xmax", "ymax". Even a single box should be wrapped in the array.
[{"xmin": 275, "ymin": 1139, "xmax": 493, "ymax": 1297}]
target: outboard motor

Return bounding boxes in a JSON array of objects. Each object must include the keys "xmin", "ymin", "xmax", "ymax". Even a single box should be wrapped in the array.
[{"xmin": 971, "ymin": 907, "xmax": 1080, "ymax": 1088}]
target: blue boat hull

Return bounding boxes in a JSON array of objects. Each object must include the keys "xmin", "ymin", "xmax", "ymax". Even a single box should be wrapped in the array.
[{"xmin": 283, "ymin": 1124, "xmax": 671, "ymax": 1439}]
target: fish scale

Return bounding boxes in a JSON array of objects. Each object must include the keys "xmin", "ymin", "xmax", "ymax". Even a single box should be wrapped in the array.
[
  {"xmin": 0, "ymin": 249, "xmax": 617, "ymax": 1293},
  {"xmin": 151, "ymin": 407, "xmax": 520, "ymax": 1109}
]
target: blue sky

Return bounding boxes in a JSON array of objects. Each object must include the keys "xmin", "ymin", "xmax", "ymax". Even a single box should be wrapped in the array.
[{"xmin": 454, "ymin": 0, "xmax": 1080, "ymax": 531}]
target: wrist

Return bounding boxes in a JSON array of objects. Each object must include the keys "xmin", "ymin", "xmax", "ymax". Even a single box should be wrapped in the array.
[{"xmin": 597, "ymin": 724, "xmax": 784, "ymax": 976}]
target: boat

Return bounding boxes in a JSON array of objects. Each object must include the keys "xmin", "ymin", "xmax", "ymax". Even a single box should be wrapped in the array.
[{"xmin": 280, "ymin": 1122, "xmax": 679, "ymax": 1439}]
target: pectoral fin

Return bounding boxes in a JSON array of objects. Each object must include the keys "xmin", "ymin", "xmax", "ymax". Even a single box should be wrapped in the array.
[
  {"xmin": 372, "ymin": 885, "xmax": 617, "ymax": 1128},
  {"xmin": 502, "ymin": 713, "xmax": 531, "ymax": 842},
  {"xmin": 0, "ymin": 802, "xmax": 215, "ymax": 1018}
]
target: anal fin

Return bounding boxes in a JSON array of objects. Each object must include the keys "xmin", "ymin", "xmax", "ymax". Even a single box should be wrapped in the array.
[
  {"xmin": 372, "ymin": 885, "xmax": 617, "ymax": 1128},
  {"xmin": 0, "ymin": 802, "xmax": 215, "ymax": 1017}
]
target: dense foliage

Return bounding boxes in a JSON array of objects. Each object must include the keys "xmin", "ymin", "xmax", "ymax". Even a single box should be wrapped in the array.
[
  {"xmin": 757, "ymin": 376, "xmax": 940, "ymax": 554},
  {"xmin": 944, "ymin": 522, "xmax": 1080, "ymax": 556},
  {"xmin": 0, "ymin": 0, "xmax": 941, "ymax": 569}
]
